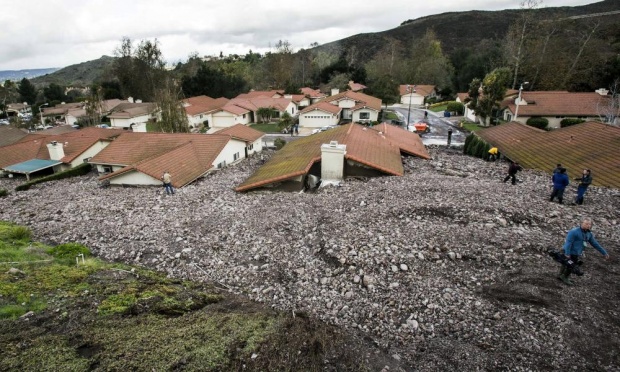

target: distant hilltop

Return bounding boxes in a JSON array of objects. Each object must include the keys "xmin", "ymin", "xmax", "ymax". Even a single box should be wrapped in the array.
[{"xmin": 0, "ymin": 68, "xmax": 60, "ymax": 82}]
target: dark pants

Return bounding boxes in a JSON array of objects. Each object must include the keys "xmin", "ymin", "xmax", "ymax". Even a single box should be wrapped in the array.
[
  {"xmin": 503, "ymin": 174, "xmax": 517, "ymax": 184},
  {"xmin": 576, "ymin": 185, "xmax": 588, "ymax": 205},
  {"xmin": 561, "ymin": 254, "xmax": 581, "ymax": 278},
  {"xmin": 550, "ymin": 187, "xmax": 565, "ymax": 203},
  {"xmin": 163, "ymin": 182, "xmax": 175, "ymax": 195}
]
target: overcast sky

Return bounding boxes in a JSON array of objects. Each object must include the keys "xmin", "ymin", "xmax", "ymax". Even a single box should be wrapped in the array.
[{"xmin": 0, "ymin": 0, "xmax": 599, "ymax": 71}]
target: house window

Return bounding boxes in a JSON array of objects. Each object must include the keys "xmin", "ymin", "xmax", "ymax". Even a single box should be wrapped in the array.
[
  {"xmin": 243, "ymin": 114, "xmax": 246, "ymax": 119},
  {"xmin": 234, "ymin": 152, "xmax": 240, "ymax": 161},
  {"xmin": 200, "ymin": 114, "xmax": 203, "ymax": 119},
  {"xmin": 217, "ymin": 161, "xmax": 226, "ymax": 169},
  {"xmin": 360, "ymin": 112, "xmax": 370, "ymax": 119},
  {"xmin": 102, "ymin": 166, "xmax": 112, "ymax": 173},
  {"xmin": 248, "ymin": 143, "xmax": 254, "ymax": 150}
]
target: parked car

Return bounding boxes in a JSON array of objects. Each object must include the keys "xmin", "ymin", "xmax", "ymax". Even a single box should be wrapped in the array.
[
  {"xmin": 96, "ymin": 124, "xmax": 110, "ymax": 129},
  {"xmin": 0, "ymin": 119, "xmax": 10, "ymax": 125}
]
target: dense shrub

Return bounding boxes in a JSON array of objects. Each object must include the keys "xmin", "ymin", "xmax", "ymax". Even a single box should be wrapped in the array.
[
  {"xmin": 274, "ymin": 138, "xmax": 286, "ymax": 150},
  {"xmin": 446, "ymin": 101, "xmax": 464, "ymax": 115},
  {"xmin": 47, "ymin": 242, "xmax": 91, "ymax": 259},
  {"xmin": 560, "ymin": 118, "xmax": 586, "ymax": 128},
  {"xmin": 463, "ymin": 133, "xmax": 491, "ymax": 159},
  {"xmin": 526, "ymin": 117, "xmax": 549, "ymax": 130},
  {"xmin": 0, "ymin": 189, "xmax": 8, "ymax": 198},
  {"xmin": 15, "ymin": 163, "xmax": 92, "ymax": 191}
]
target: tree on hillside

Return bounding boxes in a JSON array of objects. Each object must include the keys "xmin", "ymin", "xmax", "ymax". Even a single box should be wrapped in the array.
[
  {"xmin": 156, "ymin": 77, "xmax": 190, "ymax": 133},
  {"xmin": 262, "ymin": 40, "xmax": 295, "ymax": 89},
  {"xmin": 597, "ymin": 79, "xmax": 620, "ymax": 126},
  {"xmin": 113, "ymin": 37, "xmax": 168, "ymax": 101},
  {"xmin": 181, "ymin": 64, "xmax": 246, "ymax": 98},
  {"xmin": 404, "ymin": 29, "xmax": 453, "ymax": 90},
  {"xmin": 43, "ymin": 83, "xmax": 67, "ymax": 103},
  {"xmin": 17, "ymin": 78, "xmax": 38, "ymax": 105},
  {"xmin": 82, "ymin": 86, "xmax": 104, "ymax": 127},
  {"xmin": 466, "ymin": 68, "xmax": 512, "ymax": 126},
  {"xmin": 504, "ymin": 0, "xmax": 542, "ymax": 89}
]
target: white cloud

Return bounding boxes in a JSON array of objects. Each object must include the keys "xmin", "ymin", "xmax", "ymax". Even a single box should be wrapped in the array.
[{"xmin": 0, "ymin": 0, "xmax": 598, "ymax": 70}]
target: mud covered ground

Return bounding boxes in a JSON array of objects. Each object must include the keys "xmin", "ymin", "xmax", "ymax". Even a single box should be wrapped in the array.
[{"xmin": 1, "ymin": 147, "xmax": 619, "ymax": 371}]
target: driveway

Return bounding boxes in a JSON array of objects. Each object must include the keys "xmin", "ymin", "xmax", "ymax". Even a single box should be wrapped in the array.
[{"xmin": 387, "ymin": 106, "xmax": 467, "ymax": 145}]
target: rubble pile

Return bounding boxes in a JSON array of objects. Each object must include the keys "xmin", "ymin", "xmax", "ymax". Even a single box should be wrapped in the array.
[{"xmin": 1, "ymin": 148, "xmax": 619, "ymax": 370}]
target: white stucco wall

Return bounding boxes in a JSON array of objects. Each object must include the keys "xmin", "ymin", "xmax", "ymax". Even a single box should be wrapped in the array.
[
  {"xmin": 69, "ymin": 141, "xmax": 111, "ymax": 168},
  {"xmin": 110, "ymin": 113, "xmax": 152, "ymax": 129},
  {"xmin": 109, "ymin": 171, "xmax": 161, "ymax": 186},
  {"xmin": 93, "ymin": 164, "xmax": 125, "ymax": 173},
  {"xmin": 211, "ymin": 139, "xmax": 248, "ymax": 168},
  {"xmin": 332, "ymin": 98, "xmax": 356, "ymax": 109},
  {"xmin": 299, "ymin": 111, "xmax": 339, "ymax": 128},
  {"xmin": 247, "ymin": 138, "xmax": 263, "ymax": 156},
  {"xmin": 188, "ymin": 112, "xmax": 208, "ymax": 128},
  {"xmin": 352, "ymin": 109, "xmax": 379, "ymax": 122}
]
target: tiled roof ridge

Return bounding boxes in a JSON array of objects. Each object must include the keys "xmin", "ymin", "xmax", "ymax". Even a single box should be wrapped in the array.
[{"xmin": 235, "ymin": 157, "xmax": 321, "ymax": 192}]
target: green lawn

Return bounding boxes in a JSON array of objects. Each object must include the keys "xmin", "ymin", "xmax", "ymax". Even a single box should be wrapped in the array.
[
  {"xmin": 382, "ymin": 111, "xmax": 399, "ymax": 120},
  {"xmin": 429, "ymin": 104, "xmax": 447, "ymax": 112},
  {"xmin": 249, "ymin": 123, "xmax": 281, "ymax": 133},
  {"xmin": 461, "ymin": 122, "xmax": 484, "ymax": 132}
]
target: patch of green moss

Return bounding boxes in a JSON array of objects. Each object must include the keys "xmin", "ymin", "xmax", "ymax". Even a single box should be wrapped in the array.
[{"xmin": 0, "ymin": 334, "xmax": 90, "ymax": 371}]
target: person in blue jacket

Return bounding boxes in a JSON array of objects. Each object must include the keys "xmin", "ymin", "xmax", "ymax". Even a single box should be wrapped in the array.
[
  {"xmin": 558, "ymin": 217, "xmax": 610, "ymax": 285},
  {"xmin": 574, "ymin": 169, "xmax": 592, "ymax": 205},
  {"xmin": 549, "ymin": 167, "xmax": 569, "ymax": 204}
]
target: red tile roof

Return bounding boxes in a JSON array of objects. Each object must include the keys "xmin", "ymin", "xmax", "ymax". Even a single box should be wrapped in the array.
[
  {"xmin": 504, "ymin": 91, "xmax": 612, "ymax": 117},
  {"xmin": 0, "ymin": 131, "xmax": 114, "ymax": 169},
  {"xmin": 183, "ymin": 96, "xmax": 229, "ymax": 116},
  {"xmin": 300, "ymin": 87, "xmax": 326, "ymax": 98},
  {"xmin": 476, "ymin": 121, "xmax": 620, "ymax": 189},
  {"xmin": 300, "ymin": 102, "xmax": 342, "ymax": 115},
  {"xmin": 216, "ymin": 124, "xmax": 264, "ymax": 142},
  {"xmin": 399, "ymin": 85, "xmax": 436, "ymax": 96},
  {"xmin": 0, "ymin": 127, "xmax": 28, "ymax": 147},
  {"xmin": 236, "ymin": 123, "xmax": 429, "ymax": 192},
  {"xmin": 236, "ymin": 90, "xmax": 284, "ymax": 99},
  {"xmin": 108, "ymin": 102, "xmax": 157, "ymax": 119},
  {"xmin": 91, "ymin": 132, "xmax": 232, "ymax": 188},
  {"xmin": 324, "ymin": 91, "xmax": 382, "ymax": 111}
]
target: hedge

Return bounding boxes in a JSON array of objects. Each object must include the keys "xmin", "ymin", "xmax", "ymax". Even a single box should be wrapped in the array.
[
  {"xmin": 526, "ymin": 117, "xmax": 549, "ymax": 130},
  {"xmin": 463, "ymin": 133, "xmax": 491, "ymax": 159},
  {"xmin": 560, "ymin": 118, "xmax": 585, "ymax": 128},
  {"xmin": 446, "ymin": 101, "xmax": 465, "ymax": 115},
  {"xmin": 15, "ymin": 163, "xmax": 92, "ymax": 191}
]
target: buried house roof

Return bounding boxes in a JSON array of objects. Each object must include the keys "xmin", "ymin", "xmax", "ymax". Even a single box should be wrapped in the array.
[
  {"xmin": 235, "ymin": 123, "xmax": 430, "ymax": 192},
  {"xmin": 91, "ymin": 132, "xmax": 233, "ymax": 188},
  {"xmin": 216, "ymin": 124, "xmax": 264, "ymax": 143},
  {"xmin": 476, "ymin": 121, "xmax": 620, "ymax": 189},
  {"xmin": 0, "ymin": 127, "xmax": 123, "ymax": 170}
]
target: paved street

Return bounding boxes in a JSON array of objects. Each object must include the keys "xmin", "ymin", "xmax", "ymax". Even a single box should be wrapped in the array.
[{"xmin": 388, "ymin": 105, "xmax": 467, "ymax": 145}]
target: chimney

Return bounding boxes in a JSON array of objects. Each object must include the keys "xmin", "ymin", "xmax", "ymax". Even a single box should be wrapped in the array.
[
  {"xmin": 128, "ymin": 97, "xmax": 134, "ymax": 103},
  {"xmin": 320, "ymin": 141, "xmax": 346, "ymax": 186},
  {"xmin": 595, "ymin": 88, "xmax": 609, "ymax": 96},
  {"xmin": 331, "ymin": 88, "xmax": 339, "ymax": 96},
  {"xmin": 47, "ymin": 141, "xmax": 65, "ymax": 161}
]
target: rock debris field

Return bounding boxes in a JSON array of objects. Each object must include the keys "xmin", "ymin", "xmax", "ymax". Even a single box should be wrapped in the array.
[{"xmin": 1, "ymin": 147, "xmax": 620, "ymax": 371}]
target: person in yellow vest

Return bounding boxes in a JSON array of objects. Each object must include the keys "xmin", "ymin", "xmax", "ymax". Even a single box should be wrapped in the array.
[
  {"xmin": 161, "ymin": 171, "xmax": 175, "ymax": 195},
  {"xmin": 488, "ymin": 147, "xmax": 498, "ymax": 161}
]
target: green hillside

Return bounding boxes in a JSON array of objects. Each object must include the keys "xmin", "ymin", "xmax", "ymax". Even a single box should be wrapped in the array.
[{"xmin": 30, "ymin": 55, "xmax": 116, "ymax": 87}]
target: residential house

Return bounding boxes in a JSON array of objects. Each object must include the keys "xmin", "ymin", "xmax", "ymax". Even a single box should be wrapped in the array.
[
  {"xmin": 41, "ymin": 102, "xmax": 84, "ymax": 125},
  {"xmin": 399, "ymin": 85, "xmax": 437, "ymax": 106},
  {"xmin": 457, "ymin": 89, "xmax": 518, "ymax": 123},
  {"xmin": 89, "ymin": 131, "xmax": 252, "ymax": 187},
  {"xmin": 216, "ymin": 124, "xmax": 264, "ymax": 157},
  {"xmin": 207, "ymin": 96, "xmax": 297, "ymax": 133},
  {"xmin": 64, "ymin": 99, "xmax": 124, "ymax": 126},
  {"xmin": 501, "ymin": 89, "xmax": 613, "ymax": 128},
  {"xmin": 108, "ymin": 101, "xmax": 158, "ymax": 132},
  {"xmin": 236, "ymin": 122, "xmax": 430, "ymax": 192},
  {"xmin": 348, "ymin": 81, "xmax": 367, "ymax": 92},
  {"xmin": 182, "ymin": 95, "xmax": 229, "ymax": 129},
  {"xmin": 475, "ymin": 121, "xmax": 620, "ymax": 188},
  {"xmin": 5, "ymin": 103, "xmax": 31, "ymax": 117},
  {"xmin": 300, "ymin": 87, "xmax": 327, "ymax": 104},
  {"xmin": 0, "ymin": 127, "xmax": 123, "ymax": 180},
  {"xmin": 298, "ymin": 90, "xmax": 382, "ymax": 132}
]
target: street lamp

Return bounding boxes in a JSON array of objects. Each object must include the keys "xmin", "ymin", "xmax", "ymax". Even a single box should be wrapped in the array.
[
  {"xmin": 39, "ymin": 103, "xmax": 49, "ymax": 126},
  {"xmin": 406, "ymin": 84, "xmax": 415, "ymax": 131},
  {"xmin": 514, "ymin": 82, "xmax": 529, "ymax": 121}
]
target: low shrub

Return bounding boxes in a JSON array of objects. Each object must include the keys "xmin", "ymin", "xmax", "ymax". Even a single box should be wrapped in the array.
[
  {"xmin": 0, "ymin": 189, "xmax": 8, "ymax": 198},
  {"xmin": 274, "ymin": 138, "xmax": 286, "ymax": 150},
  {"xmin": 526, "ymin": 117, "xmax": 549, "ymax": 130},
  {"xmin": 463, "ymin": 133, "xmax": 491, "ymax": 159},
  {"xmin": 47, "ymin": 242, "xmax": 91, "ymax": 260},
  {"xmin": 560, "ymin": 118, "xmax": 585, "ymax": 128}
]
